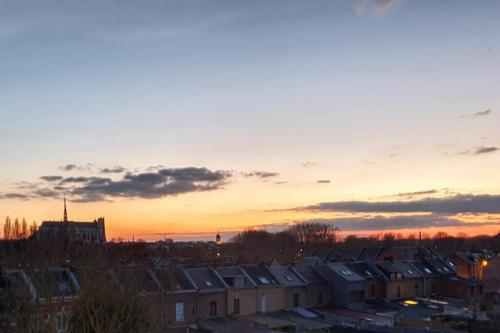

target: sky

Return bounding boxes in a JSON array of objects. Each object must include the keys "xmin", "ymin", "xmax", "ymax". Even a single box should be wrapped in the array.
[{"xmin": 1, "ymin": 0, "xmax": 500, "ymax": 241}]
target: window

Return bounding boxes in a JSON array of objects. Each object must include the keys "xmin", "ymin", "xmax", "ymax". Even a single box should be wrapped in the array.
[
  {"xmin": 317, "ymin": 292, "xmax": 323, "ymax": 305},
  {"xmin": 261, "ymin": 296, "xmax": 268, "ymax": 313},
  {"xmin": 209, "ymin": 301, "xmax": 217, "ymax": 316},
  {"xmin": 414, "ymin": 284, "xmax": 419, "ymax": 296},
  {"xmin": 365, "ymin": 270, "xmax": 373, "ymax": 277},
  {"xmin": 285, "ymin": 276, "xmax": 293, "ymax": 281},
  {"xmin": 258, "ymin": 276, "xmax": 270, "ymax": 284},
  {"xmin": 175, "ymin": 303, "xmax": 184, "ymax": 322},
  {"xmin": 396, "ymin": 286, "xmax": 402, "ymax": 298},
  {"xmin": 293, "ymin": 293, "xmax": 299, "ymax": 307},
  {"xmin": 56, "ymin": 311, "xmax": 67, "ymax": 333},
  {"xmin": 407, "ymin": 270, "xmax": 413, "ymax": 275},
  {"xmin": 424, "ymin": 268, "xmax": 432, "ymax": 274},
  {"xmin": 234, "ymin": 298, "xmax": 240, "ymax": 315},
  {"xmin": 370, "ymin": 284, "xmax": 376, "ymax": 297},
  {"xmin": 205, "ymin": 281, "xmax": 213, "ymax": 287}
]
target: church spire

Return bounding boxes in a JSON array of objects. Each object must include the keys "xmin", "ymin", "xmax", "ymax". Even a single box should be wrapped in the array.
[{"xmin": 63, "ymin": 196, "xmax": 68, "ymax": 222}]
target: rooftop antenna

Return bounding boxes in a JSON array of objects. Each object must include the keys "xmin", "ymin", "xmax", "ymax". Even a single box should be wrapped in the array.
[{"xmin": 63, "ymin": 196, "xmax": 68, "ymax": 222}]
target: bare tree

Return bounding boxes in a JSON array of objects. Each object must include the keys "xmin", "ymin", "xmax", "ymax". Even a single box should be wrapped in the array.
[
  {"xmin": 3, "ymin": 216, "xmax": 12, "ymax": 240},
  {"xmin": 21, "ymin": 218, "xmax": 29, "ymax": 239},
  {"xmin": 12, "ymin": 218, "xmax": 21, "ymax": 240}
]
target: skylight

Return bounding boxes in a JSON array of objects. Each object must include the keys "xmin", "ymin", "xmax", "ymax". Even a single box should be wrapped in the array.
[
  {"xmin": 424, "ymin": 268, "xmax": 432, "ymax": 274},
  {"xmin": 365, "ymin": 270, "xmax": 373, "ymax": 276},
  {"xmin": 407, "ymin": 270, "xmax": 413, "ymax": 274},
  {"xmin": 205, "ymin": 281, "xmax": 213, "ymax": 287},
  {"xmin": 258, "ymin": 276, "xmax": 270, "ymax": 284},
  {"xmin": 285, "ymin": 276, "xmax": 292, "ymax": 281}
]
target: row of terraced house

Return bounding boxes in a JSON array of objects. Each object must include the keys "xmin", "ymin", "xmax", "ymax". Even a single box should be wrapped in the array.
[{"xmin": 2, "ymin": 245, "xmax": 494, "ymax": 332}]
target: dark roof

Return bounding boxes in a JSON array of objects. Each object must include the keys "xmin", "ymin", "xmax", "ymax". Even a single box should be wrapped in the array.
[
  {"xmin": 425, "ymin": 257, "xmax": 456, "ymax": 275},
  {"xmin": 31, "ymin": 268, "xmax": 78, "ymax": 299},
  {"xmin": 153, "ymin": 268, "xmax": 196, "ymax": 292},
  {"xmin": 268, "ymin": 266, "xmax": 306, "ymax": 287},
  {"xmin": 357, "ymin": 247, "xmax": 383, "ymax": 261},
  {"xmin": 408, "ymin": 260, "xmax": 439, "ymax": 277},
  {"xmin": 184, "ymin": 267, "xmax": 226, "ymax": 291},
  {"xmin": 295, "ymin": 258, "xmax": 326, "ymax": 285},
  {"xmin": 326, "ymin": 263, "xmax": 365, "ymax": 282},
  {"xmin": 40, "ymin": 221, "xmax": 99, "ymax": 229},
  {"xmin": 241, "ymin": 264, "xmax": 279, "ymax": 286},
  {"xmin": 215, "ymin": 266, "xmax": 256, "ymax": 289},
  {"xmin": 3, "ymin": 269, "xmax": 34, "ymax": 299},
  {"xmin": 347, "ymin": 261, "xmax": 382, "ymax": 279},
  {"xmin": 376, "ymin": 261, "xmax": 423, "ymax": 279},
  {"xmin": 113, "ymin": 268, "xmax": 161, "ymax": 293}
]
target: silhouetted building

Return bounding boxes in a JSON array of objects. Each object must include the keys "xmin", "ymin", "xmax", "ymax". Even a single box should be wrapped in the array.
[{"xmin": 36, "ymin": 198, "xmax": 106, "ymax": 244}]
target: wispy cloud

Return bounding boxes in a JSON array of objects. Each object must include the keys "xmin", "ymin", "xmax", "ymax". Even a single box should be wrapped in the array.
[
  {"xmin": 243, "ymin": 171, "xmax": 280, "ymax": 178},
  {"xmin": 460, "ymin": 109, "xmax": 494, "ymax": 118},
  {"xmin": 455, "ymin": 146, "xmax": 499, "ymax": 156},
  {"xmin": 355, "ymin": 0, "xmax": 402, "ymax": 16},
  {"xmin": 316, "ymin": 179, "xmax": 331, "ymax": 184},
  {"xmin": 100, "ymin": 166, "xmax": 126, "ymax": 174}
]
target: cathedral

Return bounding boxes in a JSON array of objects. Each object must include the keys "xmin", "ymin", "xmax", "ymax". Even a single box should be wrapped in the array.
[{"xmin": 36, "ymin": 198, "xmax": 106, "ymax": 244}]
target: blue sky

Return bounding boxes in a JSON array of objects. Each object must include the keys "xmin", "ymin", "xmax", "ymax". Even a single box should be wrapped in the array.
[{"xmin": 1, "ymin": 0, "xmax": 500, "ymax": 239}]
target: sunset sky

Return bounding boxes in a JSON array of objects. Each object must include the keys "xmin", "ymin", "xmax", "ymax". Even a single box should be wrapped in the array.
[{"xmin": 1, "ymin": 0, "xmax": 500, "ymax": 241}]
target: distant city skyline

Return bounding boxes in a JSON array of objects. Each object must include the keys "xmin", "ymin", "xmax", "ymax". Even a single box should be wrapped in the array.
[{"xmin": 1, "ymin": 0, "xmax": 500, "ymax": 240}]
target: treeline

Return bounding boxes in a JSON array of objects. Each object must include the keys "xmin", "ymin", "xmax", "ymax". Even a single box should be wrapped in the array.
[
  {"xmin": 227, "ymin": 223, "xmax": 337, "ymax": 263},
  {"xmin": 2, "ymin": 217, "xmax": 38, "ymax": 240},
  {"xmin": 227, "ymin": 224, "xmax": 500, "ymax": 262}
]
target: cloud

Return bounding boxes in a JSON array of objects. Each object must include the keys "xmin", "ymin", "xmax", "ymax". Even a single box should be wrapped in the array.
[
  {"xmin": 461, "ymin": 109, "xmax": 493, "ymax": 118},
  {"xmin": 302, "ymin": 161, "xmax": 317, "ymax": 168},
  {"xmin": 296, "ymin": 214, "xmax": 500, "ymax": 232},
  {"xmin": 297, "ymin": 194, "xmax": 500, "ymax": 214},
  {"xmin": 0, "ymin": 193, "xmax": 30, "ymax": 200},
  {"xmin": 40, "ymin": 175, "xmax": 63, "ymax": 182},
  {"xmin": 243, "ymin": 171, "xmax": 280, "ymax": 178},
  {"xmin": 1, "ymin": 167, "xmax": 232, "ymax": 202},
  {"xmin": 394, "ymin": 189, "xmax": 438, "ymax": 198},
  {"xmin": 100, "ymin": 166, "xmax": 126, "ymax": 174},
  {"xmin": 451, "ymin": 146, "xmax": 499, "ymax": 156},
  {"xmin": 59, "ymin": 164, "xmax": 93, "ymax": 172},
  {"xmin": 474, "ymin": 146, "xmax": 499, "ymax": 155},
  {"xmin": 316, "ymin": 179, "xmax": 331, "ymax": 184},
  {"xmin": 355, "ymin": 0, "xmax": 401, "ymax": 15},
  {"xmin": 69, "ymin": 167, "xmax": 232, "ymax": 202}
]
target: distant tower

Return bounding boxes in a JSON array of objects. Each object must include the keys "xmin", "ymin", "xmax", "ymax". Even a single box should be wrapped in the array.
[
  {"xmin": 63, "ymin": 196, "xmax": 68, "ymax": 222},
  {"xmin": 216, "ymin": 231, "xmax": 222, "ymax": 246}
]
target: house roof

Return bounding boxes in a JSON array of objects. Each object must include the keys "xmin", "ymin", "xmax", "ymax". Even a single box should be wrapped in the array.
[
  {"xmin": 30, "ymin": 268, "xmax": 79, "ymax": 299},
  {"xmin": 113, "ymin": 268, "xmax": 161, "ymax": 293},
  {"xmin": 153, "ymin": 268, "xmax": 196, "ymax": 292},
  {"xmin": 376, "ymin": 261, "xmax": 423, "ymax": 279},
  {"xmin": 346, "ymin": 261, "xmax": 382, "ymax": 279},
  {"xmin": 326, "ymin": 263, "xmax": 365, "ymax": 282},
  {"xmin": 425, "ymin": 257, "xmax": 456, "ymax": 275},
  {"xmin": 215, "ymin": 266, "xmax": 256, "ymax": 289},
  {"xmin": 295, "ymin": 258, "xmax": 326, "ymax": 285},
  {"xmin": 3, "ymin": 269, "xmax": 35, "ymax": 299},
  {"xmin": 357, "ymin": 247, "xmax": 383, "ymax": 261},
  {"xmin": 267, "ymin": 265, "xmax": 306, "ymax": 287},
  {"xmin": 408, "ymin": 260, "xmax": 439, "ymax": 277},
  {"xmin": 241, "ymin": 264, "xmax": 279, "ymax": 286},
  {"xmin": 184, "ymin": 267, "xmax": 226, "ymax": 291}
]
